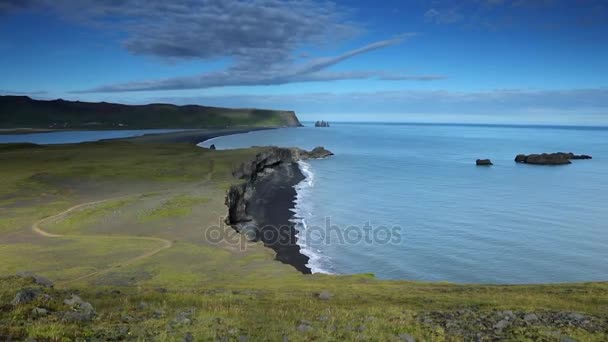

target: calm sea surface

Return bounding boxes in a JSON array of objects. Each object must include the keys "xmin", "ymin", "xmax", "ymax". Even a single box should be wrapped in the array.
[
  {"xmin": 202, "ymin": 123, "xmax": 608, "ymax": 283},
  {"xmin": 0, "ymin": 129, "xmax": 187, "ymax": 144}
]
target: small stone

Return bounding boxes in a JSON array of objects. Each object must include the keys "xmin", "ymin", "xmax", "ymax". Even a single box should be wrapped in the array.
[
  {"xmin": 317, "ymin": 290, "xmax": 332, "ymax": 301},
  {"xmin": 297, "ymin": 324, "xmax": 313, "ymax": 333},
  {"xmin": 493, "ymin": 319, "xmax": 510, "ymax": 331},
  {"xmin": 182, "ymin": 332, "xmax": 194, "ymax": 342},
  {"xmin": 398, "ymin": 333, "xmax": 416, "ymax": 342},
  {"xmin": 31, "ymin": 307, "xmax": 48, "ymax": 316},
  {"xmin": 138, "ymin": 301, "xmax": 148, "ymax": 310},
  {"xmin": 121, "ymin": 314, "xmax": 134, "ymax": 323},
  {"xmin": 238, "ymin": 335, "xmax": 249, "ymax": 342},
  {"xmin": 567, "ymin": 312, "xmax": 585, "ymax": 322},
  {"xmin": 560, "ymin": 337, "xmax": 578, "ymax": 342},
  {"xmin": 356, "ymin": 325, "xmax": 366, "ymax": 332},
  {"xmin": 523, "ymin": 313, "xmax": 539, "ymax": 323},
  {"xmin": 12, "ymin": 289, "xmax": 38, "ymax": 305}
]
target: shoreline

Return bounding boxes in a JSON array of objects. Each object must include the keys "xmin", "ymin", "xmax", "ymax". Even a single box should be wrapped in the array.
[
  {"xmin": 119, "ymin": 127, "xmax": 276, "ymax": 144},
  {"xmin": 225, "ymin": 146, "xmax": 333, "ymax": 274}
]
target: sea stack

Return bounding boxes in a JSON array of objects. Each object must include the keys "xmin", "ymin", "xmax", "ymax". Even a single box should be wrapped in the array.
[{"xmin": 315, "ymin": 120, "xmax": 330, "ymax": 127}]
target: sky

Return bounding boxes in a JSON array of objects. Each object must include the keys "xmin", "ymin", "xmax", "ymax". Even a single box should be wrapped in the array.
[{"xmin": 0, "ymin": 0, "xmax": 607, "ymax": 124}]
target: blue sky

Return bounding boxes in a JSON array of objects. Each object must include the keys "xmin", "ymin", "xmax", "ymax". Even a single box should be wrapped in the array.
[{"xmin": 1, "ymin": 0, "xmax": 607, "ymax": 124}]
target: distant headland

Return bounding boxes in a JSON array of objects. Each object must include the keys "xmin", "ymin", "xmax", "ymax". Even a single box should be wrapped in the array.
[{"xmin": 0, "ymin": 95, "xmax": 303, "ymax": 131}]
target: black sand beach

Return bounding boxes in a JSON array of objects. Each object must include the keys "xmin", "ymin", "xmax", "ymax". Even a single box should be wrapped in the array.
[
  {"xmin": 246, "ymin": 162, "xmax": 311, "ymax": 274},
  {"xmin": 120, "ymin": 127, "xmax": 274, "ymax": 144}
]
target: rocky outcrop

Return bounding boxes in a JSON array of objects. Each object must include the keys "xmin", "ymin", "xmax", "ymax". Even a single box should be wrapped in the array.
[
  {"xmin": 209, "ymin": 144, "xmax": 216, "ymax": 150},
  {"xmin": 227, "ymin": 146, "xmax": 333, "ymax": 227},
  {"xmin": 515, "ymin": 152, "xmax": 592, "ymax": 165},
  {"xmin": 315, "ymin": 120, "xmax": 330, "ymax": 127},
  {"xmin": 476, "ymin": 159, "xmax": 493, "ymax": 166},
  {"xmin": 225, "ymin": 146, "xmax": 333, "ymax": 273}
]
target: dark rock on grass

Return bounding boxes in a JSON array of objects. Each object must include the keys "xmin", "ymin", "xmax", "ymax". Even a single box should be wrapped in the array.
[
  {"xmin": 62, "ymin": 294, "xmax": 95, "ymax": 323},
  {"xmin": 12, "ymin": 288, "xmax": 39, "ymax": 305},
  {"xmin": 476, "ymin": 159, "xmax": 493, "ymax": 166},
  {"xmin": 398, "ymin": 333, "xmax": 416, "ymax": 342},
  {"xmin": 16, "ymin": 271, "xmax": 54, "ymax": 288},
  {"xmin": 182, "ymin": 332, "xmax": 194, "ymax": 342},
  {"xmin": 297, "ymin": 323, "xmax": 313, "ymax": 333},
  {"xmin": 172, "ymin": 308, "xmax": 196, "ymax": 326},
  {"xmin": 209, "ymin": 144, "xmax": 216, "ymax": 150},
  {"xmin": 31, "ymin": 307, "xmax": 48, "ymax": 317},
  {"xmin": 523, "ymin": 313, "xmax": 539, "ymax": 323},
  {"xmin": 317, "ymin": 290, "xmax": 332, "ymax": 300}
]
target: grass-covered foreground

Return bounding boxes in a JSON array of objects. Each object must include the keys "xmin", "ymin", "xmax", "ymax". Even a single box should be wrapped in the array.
[{"xmin": 0, "ymin": 141, "xmax": 607, "ymax": 341}]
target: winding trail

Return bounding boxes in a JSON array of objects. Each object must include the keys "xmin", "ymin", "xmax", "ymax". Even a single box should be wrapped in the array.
[{"xmin": 32, "ymin": 196, "xmax": 173, "ymax": 286}]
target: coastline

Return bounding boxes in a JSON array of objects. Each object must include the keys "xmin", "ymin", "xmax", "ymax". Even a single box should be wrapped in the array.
[
  {"xmin": 119, "ymin": 127, "xmax": 276, "ymax": 144},
  {"xmin": 131, "ymin": 127, "xmax": 315, "ymax": 273},
  {"xmin": 245, "ymin": 161, "xmax": 311, "ymax": 273},
  {"xmin": 225, "ymin": 146, "xmax": 333, "ymax": 274}
]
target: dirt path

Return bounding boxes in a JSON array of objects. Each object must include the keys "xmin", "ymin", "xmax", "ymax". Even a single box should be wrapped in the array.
[{"xmin": 32, "ymin": 196, "xmax": 173, "ymax": 286}]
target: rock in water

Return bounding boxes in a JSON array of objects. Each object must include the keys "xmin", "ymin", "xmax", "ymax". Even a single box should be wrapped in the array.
[
  {"xmin": 476, "ymin": 159, "xmax": 493, "ymax": 166},
  {"xmin": 314, "ymin": 120, "xmax": 330, "ymax": 127},
  {"xmin": 209, "ymin": 144, "xmax": 216, "ymax": 150},
  {"xmin": 515, "ymin": 152, "xmax": 592, "ymax": 165},
  {"xmin": 515, "ymin": 154, "xmax": 527, "ymax": 163}
]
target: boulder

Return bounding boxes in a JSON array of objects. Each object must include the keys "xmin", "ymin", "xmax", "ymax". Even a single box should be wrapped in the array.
[
  {"xmin": 476, "ymin": 159, "xmax": 493, "ymax": 166},
  {"xmin": 314, "ymin": 120, "xmax": 330, "ymax": 127},
  {"xmin": 62, "ymin": 294, "xmax": 95, "ymax": 322},
  {"xmin": 209, "ymin": 144, "xmax": 216, "ymax": 150},
  {"xmin": 12, "ymin": 288, "xmax": 38, "ymax": 305},
  {"xmin": 16, "ymin": 271, "xmax": 53, "ymax": 287}
]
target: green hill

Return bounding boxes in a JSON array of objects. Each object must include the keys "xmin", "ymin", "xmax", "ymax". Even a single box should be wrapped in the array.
[{"xmin": 0, "ymin": 96, "xmax": 302, "ymax": 129}]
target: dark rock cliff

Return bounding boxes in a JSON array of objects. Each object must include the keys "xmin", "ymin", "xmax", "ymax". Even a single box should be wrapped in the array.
[{"xmin": 225, "ymin": 146, "xmax": 333, "ymax": 273}]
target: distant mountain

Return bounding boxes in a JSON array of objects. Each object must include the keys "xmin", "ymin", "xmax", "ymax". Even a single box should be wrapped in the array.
[{"xmin": 0, "ymin": 96, "xmax": 302, "ymax": 129}]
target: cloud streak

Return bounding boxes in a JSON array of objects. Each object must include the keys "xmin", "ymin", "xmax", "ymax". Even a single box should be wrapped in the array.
[
  {"xmin": 74, "ymin": 36, "xmax": 441, "ymax": 93},
  {"xmin": 3, "ymin": 0, "xmax": 443, "ymax": 92}
]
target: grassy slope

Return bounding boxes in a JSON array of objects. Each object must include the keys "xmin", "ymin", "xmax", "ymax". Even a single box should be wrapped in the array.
[
  {"xmin": 0, "ymin": 96, "xmax": 302, "ymax": 129},
  {"xmin": 0, "ymin": 142, "xmax": 606, "ymax": 341}
]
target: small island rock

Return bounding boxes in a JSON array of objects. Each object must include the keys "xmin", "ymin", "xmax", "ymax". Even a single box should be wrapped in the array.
[
  {"xmin": 314, "ymin": 120, "xmax": 330, "ymax": 127},
  {"xmin": 514, "ymin": 152, "xmax": 592, "ymax": 165},
  {"xmin": 476, "ymin": 159, "xmax": 493, "ymax": 166}
]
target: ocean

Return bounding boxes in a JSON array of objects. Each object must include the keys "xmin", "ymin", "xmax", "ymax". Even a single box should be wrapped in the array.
[{"xmin": 201, "ymin": 122, "xmax": 608, "ymax": 284}]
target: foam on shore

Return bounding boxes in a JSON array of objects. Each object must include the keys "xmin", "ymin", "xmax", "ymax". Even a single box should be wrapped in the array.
[{"xmin": 292, "ymin": 160, "xmax": 332, "ymax": 274}]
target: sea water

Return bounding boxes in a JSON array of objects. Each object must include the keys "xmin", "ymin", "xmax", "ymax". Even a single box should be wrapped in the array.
[
  {"xmin": 201, "ymin": 123, "xmax": 608, "ymax": 284},
  {"xmin": 0, "ymin": 129, "xmax": 188, "ymax": 144}
]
